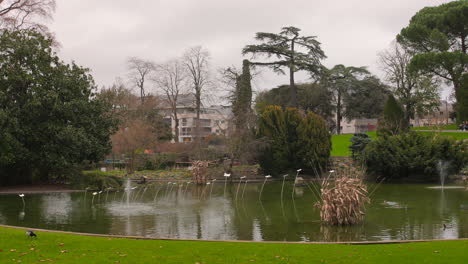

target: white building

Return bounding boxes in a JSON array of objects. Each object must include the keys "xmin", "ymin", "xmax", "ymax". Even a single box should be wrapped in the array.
[
  {"xmin": 411, "ymin": 100, "xmax": 455, "ymax": 127},
  {"xmin": 159, "ymin": 94, "xmax": 232, "ymax": 143},
  {"xmin": 339, "ymin": 118, "xmax": 378, "ymax": 134}
]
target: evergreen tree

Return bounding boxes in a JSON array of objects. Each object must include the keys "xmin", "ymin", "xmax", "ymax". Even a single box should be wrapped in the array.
[
  {"xmin": 377, "ymin": 95, "xmax": 408, "ymax": 136},
  {"xmin": 0, "ymin": 30, "xmax": 117, "ymax": 185},
  {"xmin": 397, "ymin": 0, "xmax": 468, "ymax": 122},
  {"xmin": 243, "ymin": 26, "xmax": 326, "ymax": 107}
]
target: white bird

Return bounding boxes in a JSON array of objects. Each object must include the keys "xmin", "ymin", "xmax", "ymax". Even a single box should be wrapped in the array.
[
  {"xmin": 212, "ymin": 179, "xmax": 216, "ymax": 182},
  {"xmin": 18, "ymin": 194, "xmax": 25, "ymax": 198},
  {"xmin": 297, "ymin": 169, "xmax": 302, "ymax": 172},
  {"xmin": 224, "ymin": 173, "xmax": 231, "ymax": 177},
  {"xmin": 207, "ymin": 182, "xmax": 211, "ymax": 185},
  {"xmin": 98, "ymin": 191, "xmax": 103, "ymax": 194},
  {"xmin": 92, "ymin": 192, "xmax": 98, "ymax": 195},
  {"xmin": 265, "ymin": 175, "xmax": 272, "ymax": 178},
  {"xmin": 131, "ymin": 187, "xmax": 137, "ymax": 190},
  {"xmin": 329, "ymin": 170, "xmax": 335, "ymax": 173},
  {"xmin": 240, "ymin": 176, "xmax": 246, "ymax": 179},
  {"xmin": 283, "ymin": 174, "xmax": 288, "ymax": 177}
]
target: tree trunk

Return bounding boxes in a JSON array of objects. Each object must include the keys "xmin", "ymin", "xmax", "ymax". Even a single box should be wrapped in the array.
[
  {"xmin": 173, "ymin": 111, "xmax": 179, "ymax": 143},
  {"xmin": 289, "ymin": 40, "xmax": 297, "ymax": 107},
  {"xmin": 336, "ymin": 90, "xmax": 342, "ymax": 135}
]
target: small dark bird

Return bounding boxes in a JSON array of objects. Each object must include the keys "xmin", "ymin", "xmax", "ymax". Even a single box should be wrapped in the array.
[
  {"xmin": 443, "ymin": 224, "xmax": 447, "ymax": 230},
  {"xmin": 26, "ymin": 230, "xmax": 37, "ymax": 238}
]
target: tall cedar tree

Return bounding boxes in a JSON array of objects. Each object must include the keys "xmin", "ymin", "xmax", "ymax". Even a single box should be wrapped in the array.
[
  {"xmin": 397, "ymin": 0, "xmax": 468, "ymax": 122},
  {"xmin": 243, "ymin": 26, "xmax": 326, "ymax": 107}
]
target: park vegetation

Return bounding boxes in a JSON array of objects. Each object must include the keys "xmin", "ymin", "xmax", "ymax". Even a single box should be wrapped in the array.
[{"xmin": 0, "ymin": 1, "xmax": 466, "ymax": 186}]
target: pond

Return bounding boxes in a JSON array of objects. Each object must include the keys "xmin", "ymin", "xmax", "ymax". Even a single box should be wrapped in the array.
[{"xmin": 1, "ymin": 182, "xmax": 467, "ymax": 242}]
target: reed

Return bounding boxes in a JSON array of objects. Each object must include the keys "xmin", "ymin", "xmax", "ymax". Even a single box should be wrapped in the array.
[{"xmin": 315, "ymin": 163, "xmax": 369, "ymax": 225}]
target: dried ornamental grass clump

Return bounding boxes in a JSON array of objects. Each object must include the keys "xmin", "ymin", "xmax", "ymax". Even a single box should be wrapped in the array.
[
  {"xmin": 192, "ymin": 161, "xmax": 209, "ymax": 185},
  {"xmin": 315, "ymin": 166, "xmax": 370, "ymax": 225}
]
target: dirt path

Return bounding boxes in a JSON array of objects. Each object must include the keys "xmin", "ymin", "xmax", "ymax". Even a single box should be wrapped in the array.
[{"xmin": 0, "ymin": 184, "xmax": 83, "ymax": 194}]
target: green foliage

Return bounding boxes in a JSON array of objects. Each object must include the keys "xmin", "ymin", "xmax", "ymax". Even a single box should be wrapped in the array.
[
  {"xmin": 73, "ymin": 171, "xmax": 123, "ymax": 190},
  {"xmin": 297, "ymin": 112, "xmax": 331, "ymax": 170},
  {"xmin": 255, "ymin": 83, "xmax": 334, "ymax": 126},
  {"xmin": 349, "ymin": 133, "xmax": 371, "ymax": 160},
  {"xmin": 363, "ymin": 132, "xmax": 467, "ymax": 181},
  {"xmin": 0, "ymin": 30, "xmax": 117, "ymax": 185},
  {"xmin": 397, "ymin": 0, "xmax": 468, "ymax": 122},
  {"xmin": 257, "ymin": 106, "xmax": 331, "ymax": 175},
  {"xmin": 137, "ymin": 153, "xmax": 186, "ymax": 171},
  {"xmin": 322, "ymin": 64, "xmax": 387, "ymax": 134},
  {"xmin": 243, "ymin": 26, "xmax": 326, "ymax": 106},
  {"xmin": 378, "ymin": 95, "xmax": 408, "ymax": 136}
]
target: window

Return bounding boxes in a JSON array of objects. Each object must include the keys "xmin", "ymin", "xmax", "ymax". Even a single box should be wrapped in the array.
[
  {"xmin": 163, "ymin": 118, "xmax": 171, "ymax": 126},
  {"xmin": 181, "ymin": 127, "xmax": 192, "ymax": 136},
  {"xmin": 182, "ymin": 118, "xmax": 187, "ymax": 126},
  {"xmin": 199, "ymin": 119, "xmax": 211, "ymax": 127}
]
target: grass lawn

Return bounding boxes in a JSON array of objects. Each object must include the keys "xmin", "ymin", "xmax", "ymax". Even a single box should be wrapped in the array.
[
  {"xmin": 1, "ymin": 226, "xmax": 467, "ymax": 264},
  {"xmin": 331, "ymin": 131, "xmax": 467, "ymax": 157},
  {"xmin": 412, "ymin": 124, "xmax": 458, "ymax": 130}
]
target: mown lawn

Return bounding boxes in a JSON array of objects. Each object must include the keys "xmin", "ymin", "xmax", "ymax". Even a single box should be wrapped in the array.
[
  {"xmin": 0, "ymin": 226, "xmax": 467, "ymax": 264},
  {"xmin": 331, "ymin": 131, "xmax": 467, "ymax": 157},
  {"xmin": 412, "ymin": 124, "xmax": 458, "ymax": 130}
]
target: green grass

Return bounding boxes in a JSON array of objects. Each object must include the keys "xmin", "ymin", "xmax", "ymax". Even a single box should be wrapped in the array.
[
  {"xmin": 412, "ymin": 124, "xmax": 458, "ymax": 130},
  {"xmin": 0, "ymin": 226, "xmax": 467, "ymax": 264},
  {"xmin": 331, "ymin": 131, "xmax": 467, "ymax": 157}
]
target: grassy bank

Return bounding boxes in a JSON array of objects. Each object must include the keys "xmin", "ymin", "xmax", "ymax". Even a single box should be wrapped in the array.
[
  {"xmin": 0, "ymin": 226, "xmax": 467, "ymax": 263},
  {"xmin": 331, "ymin": 131, "xmax": 467, "ymax": 157}
]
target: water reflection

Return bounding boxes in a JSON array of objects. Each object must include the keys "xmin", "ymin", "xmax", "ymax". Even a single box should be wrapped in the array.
[{"xmin": 0, "ymin": 183, "xmax": 467, "ymax": 242}]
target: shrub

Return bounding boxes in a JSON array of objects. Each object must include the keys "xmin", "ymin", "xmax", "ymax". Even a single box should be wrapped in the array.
[
  {"xmin": 257, "ymin": 105, "xmax": 331, "ymax": 176},
  {"xmin": 363, "ymin": 132, "xmax": 467, "ymax": 181},
  {"xmin": 349, "ymin": 133, "xmax": 371, "ymax": 160},
  {"xmin": 71, "ymin": 171, "xmax": 124, "ymax": 190}
]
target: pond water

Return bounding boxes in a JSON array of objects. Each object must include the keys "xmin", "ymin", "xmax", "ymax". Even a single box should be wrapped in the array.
[{"xmin": 1, "ymin": 182, "xmax": 467, "ymax": 242}]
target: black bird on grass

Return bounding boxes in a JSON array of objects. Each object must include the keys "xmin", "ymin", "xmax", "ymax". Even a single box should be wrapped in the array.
[{"xmin": 26, "ymin": 230, "xmax": 37, "ymax": 238}]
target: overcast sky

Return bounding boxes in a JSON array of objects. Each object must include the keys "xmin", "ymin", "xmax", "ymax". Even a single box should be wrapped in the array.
[{"xmin": 50, "ymin": 0, "xmax": 453, "ymax": 98}]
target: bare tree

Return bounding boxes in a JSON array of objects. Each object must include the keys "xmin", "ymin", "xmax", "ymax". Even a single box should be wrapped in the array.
[
  {"xmin": 379, "ymin": 42, "xmax": 440, "ymax": 124},
  {"xmin": 183, "ymin": 46, "xmax": 210, "ymax": 141},
  {"xmin": 127, "ymin": 57, "xmax": 156, "ymax": 104},
  {"xmin": 0, "ymin": 0, "xmax": 55, "ymax": 32},
  {"xmin": 153, "ymin": 59, "xmax": 188, "ymax": 142}
]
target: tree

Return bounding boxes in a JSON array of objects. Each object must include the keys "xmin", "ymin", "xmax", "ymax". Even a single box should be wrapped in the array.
[
  {"xmin": 98, "ymin": 85, "xmax": 171, "ymax": 172},
  {"xmin": 255, "ymin": 83, "xmax": 334, "ymax": 127},
  {"xmin": 153, "ymin": 59, "xmax": 188, "ymax": 143},
  {"xmin": 243, "ymin": 26, "xmax": 326, "ymax": 107},
  {"xmin": 377, "ymin": 94, "xmax": 408, "ymax": 136},
  {"xmin": 322, "ymin": 64, "xmax": 370, "ymax": 134},
  {"xmin": 183, "ymin": 46, "xmax": 210, "ymax": 142},
  {"xmin": 379, "ymin": 42, "xmax": 440, "ymax": 123},
  {"xmin": 397, "ymin": 0, "xmax": 468, "ymax": 122},
  {"xmin": 342, "ymin": 76, "xmax": 389, "ymax": 120},
  {"xmin": 0, "ymin": 0, "xmax": 55, "ymax": 32},
  {"xmin": 127, "ymin": 57, "xmax": 156, "ymax": 104},
  {"xmin": 0, "ymin": 30, "xmax": 117, "ymax": 185},
  {"xmin": 221, "ymin": 60, "xmax": 257, "ymax": 165}
]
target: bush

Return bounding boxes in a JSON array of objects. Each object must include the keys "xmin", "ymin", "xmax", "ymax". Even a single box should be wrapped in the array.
[
  {"xmin": 71, "ymin": 171, "xmax": 124, "ymax": 190},
  {"xmin": 349, "ymin": 133, "xmax": 371, "ymax": 160},
  {"xmin": 363, "ymin": 132, "xmax": 467, "ymax": 181},
  {"xmin": 257, "ymin": 106, "xmax": 331, "ymax": 176}
]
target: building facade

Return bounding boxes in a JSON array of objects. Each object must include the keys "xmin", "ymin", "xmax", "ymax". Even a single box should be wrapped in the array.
[{"xmin": 159, "ymin": 94, "xmax": 232, "ymax": 143}]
